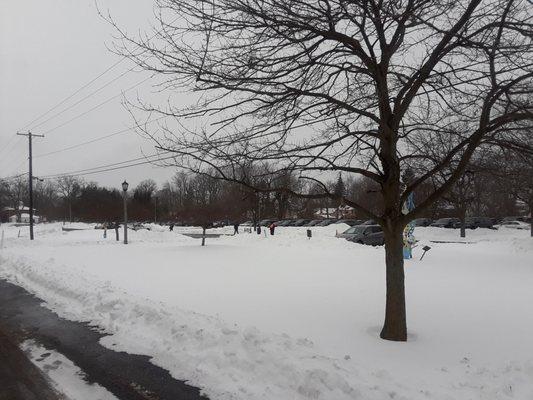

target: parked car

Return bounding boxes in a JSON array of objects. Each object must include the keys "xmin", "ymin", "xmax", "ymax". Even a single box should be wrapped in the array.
[
  {"xmin": 259, "ymin": 219, "xmax": 277, "ymax": 226},
  {"xmin": 316, "ymin": 219, "xmax": 337, "ymax": 226},
  {"xmin": 292, "ymin": 219, "xmax": 311, "ymax": 226},
  {"xmin": 496, "ymin": 220, "xmax": 530, "ymax": 230},
  {"xmin": 361, "ymin": 219, "xmax": 377, "ymax": 225},
  {"xmin": 304, "ymin": 219, "xmax": 323, "ymax": 227},
  {"xmin": 453, "ymin": 217, "xmax": 494, "ymax": 229},
  {"xmin": 412, "ymin": 218, "xmax": 433, "ymax": 227},
  {"xmin": 430, "ymin": 218, "xmax": 460, "ymax": 228},
  {"xmin": 336, "ymin": 219, "xmax": 363, "ymax": 226},
  {"xmin": 275, "ymin": 219, "xmax": 293, "ymax": 227},
  {"xmin": 345, "ymin": 225, "xmax": 384, "ymax": 246},
  {"xmin": 131, "ymin": 223, "xmax": 150, "ymax": 231},
  {"xmin": 502, "ymin": 216, "xmax": 520, "ymax": 223}
]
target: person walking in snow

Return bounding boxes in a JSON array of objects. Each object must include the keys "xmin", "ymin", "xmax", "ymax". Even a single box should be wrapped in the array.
[
  {"xmin": 169, "ymin": 223, "xmax": 174, "ymax": 232},
  {"xmin": 257, "ymin": 224, "xmax": 261, "ymax": 235},
  {"xmin": 233, "ymin": 222, "xmax": 239, "ymax": 235},
  {"xmin": 269, "ymin": 222, "xmax": 276, "ymax": 235}
]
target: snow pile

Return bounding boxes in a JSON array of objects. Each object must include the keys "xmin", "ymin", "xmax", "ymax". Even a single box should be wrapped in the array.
[
  {"xmin": 1, "ymin": 222, "xmax": 532, "ymax": 399},
  {"xmin": 2, "ymin": 252, "xmax": 405, "ymax": 400}
]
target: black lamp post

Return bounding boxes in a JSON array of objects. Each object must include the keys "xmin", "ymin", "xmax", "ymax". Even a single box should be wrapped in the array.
[{"xmin": 122, "ymin": 180, "xmax": 129, "ymax": 244}]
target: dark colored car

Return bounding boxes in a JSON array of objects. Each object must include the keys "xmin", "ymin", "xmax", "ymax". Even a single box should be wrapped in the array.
[
  {"xmin": 453, "ymin": 217, "xmax": 494, "ymax": 229},
  {"xmin": 361, "ymin": 219, "xmax": 377, "ymax": 225},
  {"xmin": 430, "ymin": 218, "xmax": 460, "ymax": 228},
  {"xmin": 346, "ymin": 225, "xmax": 384, "ymax": 246},
  {"xmin": 412, "ymin": 218, "xmax": 433, "ymax": 227},
  {"xmin": 292, "ymin": 219, "xmax": 311, "ymax": 226},
  {"xmin": 275, "ymin": 219, "xmax": 293, "ymax": 227},
  {"xmin": 316, "ymin": 219, "xmax": 337, "ymax": 226},
  {"xmin": 259, "ymin": 219, "xmax": 277, "ymax": 226},
  {"xmin": 336, "ymin": 219, "xmax": 364, "ymax": 226},
  {"xmin": 305, "ymin": 219, "xmax": 324, "ymax": 227}
]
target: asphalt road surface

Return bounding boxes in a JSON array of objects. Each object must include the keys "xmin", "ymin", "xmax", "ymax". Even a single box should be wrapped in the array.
[{"xmin": 0, "ymin": 279, "xmax": 209, "ymax": 400}]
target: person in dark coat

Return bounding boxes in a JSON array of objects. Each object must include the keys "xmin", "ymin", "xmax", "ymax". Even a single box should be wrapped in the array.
[
  {"xmin": 257, "ymin": 224, "xmax": 261, "ymax": 235},
  {"xmin": 233, "ymin": 222, "xmax": 239, "ymax": 235},
  {"xmin": 169, "ymin": 223, "xmax": 174, "ymax": 231},
  {"xmin": 269, "ymin": 222, "xmax": 276, "ymax": 235}
]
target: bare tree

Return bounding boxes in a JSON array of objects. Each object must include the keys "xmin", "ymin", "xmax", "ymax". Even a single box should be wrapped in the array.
[
  {"xmin": 112, "ymin": 0, "xmax": 533, "ymax": 341},
  {"xmin": 133, "ymin": 179, "xmax": 158, "ymax": 205},
  {"xmin": 56, "ymin": 176, "xmax": 83, "ymax": 223}
]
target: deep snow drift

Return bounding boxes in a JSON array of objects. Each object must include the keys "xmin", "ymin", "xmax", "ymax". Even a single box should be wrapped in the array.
[{"xmin": 0, "ymin": 222, "xmax": 532, "ymax": 399}]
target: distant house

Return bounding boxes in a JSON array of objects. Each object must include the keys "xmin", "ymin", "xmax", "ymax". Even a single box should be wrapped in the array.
[
  {"xmin": 8, "ymin": 213, "xmax": 40, "ymax": 224},
  {"xmin": 1, "ymin": 206, "xmax": 40, "ymax": 223}
]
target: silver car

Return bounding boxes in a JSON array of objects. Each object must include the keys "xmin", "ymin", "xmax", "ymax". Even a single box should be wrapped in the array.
[{"xmin": 338, "ymin": 224, "xmax": 384, "ymax": 246}]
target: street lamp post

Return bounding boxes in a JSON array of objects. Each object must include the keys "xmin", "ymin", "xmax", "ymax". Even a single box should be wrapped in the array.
[{"xmin": 122, "ymin": 180, "xmax": 129, "ymax": 244}]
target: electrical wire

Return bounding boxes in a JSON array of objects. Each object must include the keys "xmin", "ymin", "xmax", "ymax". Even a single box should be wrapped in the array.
[
  {"xmin": 0, "ymin": 135, "xmax": 17, "ymax": 159},
  {"xmin": 51, "ymin": 154, "xmax": 177, "ymax": 178},
  {"xmin": 41, "ymin": 150, "xmax": 175, "ymax": 179},
  {"xmin": 34, "ymin": 116, "xmax": 167, "ymax": 159},
  {"xmin": 0, "ymin": 171, "xmax": 29, "ymax": 182},
  {"xmin": 30, "ymin": 68, "xmax": 136, "ymax": 131},
  {"xmin": 39, "ymin": 75, "xmax": 153, "ymax": 136},
  {"xmin": 20, "ymin": 59, "xmax": 126, "ymax": 131},
  {"xmin": 21, "ymin": 16, "xmax": 180, "ymax": 132},
  {"xmin": 0, "ymin": 138, "xmax": 26, "ymax": 173},
  {"xmin": 0, "ymin": 136, "xmax": 24, "ymax": 162}
]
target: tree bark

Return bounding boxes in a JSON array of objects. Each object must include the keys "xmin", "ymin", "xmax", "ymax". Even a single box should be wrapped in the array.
[
  {"xmin": 530, "ymin": 204, "xmax": 532, "ymax": 238},
  {"xmin": 459, "ymin": 208, "xmax": 466, "ymax": 238},
  {"xmin": 380, "ymin": 226, "xmax": 407, "ymax": 341}
]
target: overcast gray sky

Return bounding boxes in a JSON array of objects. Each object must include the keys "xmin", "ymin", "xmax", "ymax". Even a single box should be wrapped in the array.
[{"xmin": 0, "ymin": 0, "xmax": 177, "ymax": 189}]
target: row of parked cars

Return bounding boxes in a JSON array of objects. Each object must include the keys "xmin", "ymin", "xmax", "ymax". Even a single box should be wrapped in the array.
[
  {"xmin": 246, "ymin": 215, "xmax": 530, "ymax": 230},
  {"xmin": 241, "ymin": 215, "xmax": 530, "ymax": 247},
  {"xmin": 244, "ymin": 218, "xmax": 379, "ymax": 227},
  {"xmin": 418, "ymin": 216, "xmax": 531, "ymax": 229}
]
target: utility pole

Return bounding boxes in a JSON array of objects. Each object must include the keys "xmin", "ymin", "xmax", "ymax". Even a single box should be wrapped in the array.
[{"xmin": 16, "ymin": 131, "xmax": 44, "ymax": 240}]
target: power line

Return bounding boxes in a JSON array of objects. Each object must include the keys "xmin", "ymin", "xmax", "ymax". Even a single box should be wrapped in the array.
[
  {"xmin": 20, "ymin": 59, "xmax": 126, "ymax": 131},
  {"xmin": 39, "ymin": 75, "xmax": 153, "ymax": 136},
  {"xmin": 56, "ymin": 155, "xmax": 177, "ymax": 178},
  {"xmin": 0, "ymin": 136, "xmax": 23, "ymax": 161},
  {"xmin": 20, "ymin": 16, "xmax": 180, "ymax": 132},
  {"xmin": 6, "ymin": 157, "xmax": 29, "ymax": 177},
  {"xmin": 34, "ymin": 116, "xmax": 167, "ymax": 159},
  {"xmin": 0, "ymin": 137, "xmax": 27, "ymax": 173},
  {"xmin": 0, "ymin": 136, "xmax": 17, "ymax": 159},
  {"xmin": 41, "ymin": 150, "xmax": 175, "ymax": 179},
  {"xmin": 30, "ymin": 68, "xmax": 136, "ymax": 131},
  {"xmin": 0, "ymin": 172, "xmax": 29, "ymax": 182}
]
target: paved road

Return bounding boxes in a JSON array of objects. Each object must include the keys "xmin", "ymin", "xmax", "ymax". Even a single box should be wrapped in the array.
[
  {"xmin": 0, "ymin": 326, "xmax": 62, "ymax": 400},
  {"xmin": 0, "ymin": 279, "xmax": 209, "ymax": 400}
]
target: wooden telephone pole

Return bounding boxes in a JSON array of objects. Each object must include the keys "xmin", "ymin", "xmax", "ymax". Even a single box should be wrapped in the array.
[{"xmin": 16, "ymin": 131, "xmax": 44, "ymax": 240}]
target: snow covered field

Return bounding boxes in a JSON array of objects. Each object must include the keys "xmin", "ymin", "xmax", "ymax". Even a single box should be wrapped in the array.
[{"xmin": 0, "ymin": 222, "xmax": 532, "ymax": 399}]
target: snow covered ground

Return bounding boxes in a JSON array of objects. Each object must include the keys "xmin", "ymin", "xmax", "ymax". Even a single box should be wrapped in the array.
[{"xmin": 0, "ymin": 222, "xmax": 532, "ymax": 399}]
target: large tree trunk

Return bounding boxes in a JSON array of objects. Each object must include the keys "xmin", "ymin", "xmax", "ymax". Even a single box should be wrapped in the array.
[
  {"xmin": 380, "ymin": 225, "xmax": 407, "ymax": 341},
  {"xmin": 530, "ymin": 203, "xmax": 532, "ymax": 238},
  {"xmin": 459, "ymin": 208, "xmax": 466, "ymax": 238}
]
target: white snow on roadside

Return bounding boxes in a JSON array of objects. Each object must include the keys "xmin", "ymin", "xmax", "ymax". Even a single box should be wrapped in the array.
[
  {"xmin": 21, "ymin": 339, "xmax": 118, "ymax": 400},
  {"xmin": 1, "ymin": 222, "xmax": 533, "ymax": 400}
]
